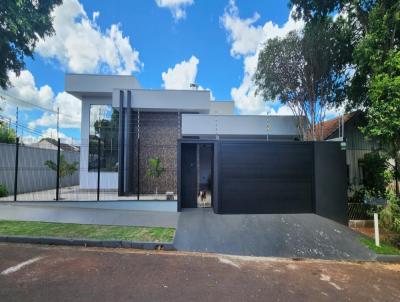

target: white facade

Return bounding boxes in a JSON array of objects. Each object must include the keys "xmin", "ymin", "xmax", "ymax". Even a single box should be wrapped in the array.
[
  {"xmin": 65, "ymin": 74, "xmax": 301, "ymax": 190},
  {"xmin": 181, "ymin": 114, "xmax": 301, "ymax": 138}
]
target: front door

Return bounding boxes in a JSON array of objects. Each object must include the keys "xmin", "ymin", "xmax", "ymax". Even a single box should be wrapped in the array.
[{"xmin": 181, "ymin": 144, "xmax": 197, "ymax": 208}]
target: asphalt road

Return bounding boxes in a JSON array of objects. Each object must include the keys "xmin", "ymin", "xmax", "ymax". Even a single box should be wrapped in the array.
[{"xmin": 0, "ymin": 243, "xmax": 399, "ymax": 302}]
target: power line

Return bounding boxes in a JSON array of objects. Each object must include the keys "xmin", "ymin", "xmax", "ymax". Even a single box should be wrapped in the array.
[
  {"xmin": 0, "ymin": 91, "xmax": 57, "ymax": 114},
  {"xmin": 0, "ymin": 91, "xmax": 78, "ymax": 121}
]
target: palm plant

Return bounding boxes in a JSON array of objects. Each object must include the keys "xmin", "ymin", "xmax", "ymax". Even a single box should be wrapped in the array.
[
  {"xmin": 44, "ymin": 154, "xmax": 78, "ymax": 199},
  {"xmin": 146, "ymin": 157, "xmax": 166, "ymax": 199}
]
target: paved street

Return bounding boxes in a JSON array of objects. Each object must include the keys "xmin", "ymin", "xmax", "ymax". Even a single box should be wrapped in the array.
[{"xmin": 0, "ymin": 243, "xmax": 399, "ymax": 302}]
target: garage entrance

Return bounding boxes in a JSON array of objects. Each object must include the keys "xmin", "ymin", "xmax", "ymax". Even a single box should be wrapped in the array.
[
  {"xmin": 178, "ymin": 139, "xmax": 347, "ymax": 224},
  {"xmin": 219, "ymin": 141, "xmax": 314, "ymax": 214}
]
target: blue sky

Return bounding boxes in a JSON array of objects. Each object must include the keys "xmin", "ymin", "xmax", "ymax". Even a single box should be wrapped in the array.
[{"xmin": 1, "ymin": 0, "xmax": 307, "ymax": 144}]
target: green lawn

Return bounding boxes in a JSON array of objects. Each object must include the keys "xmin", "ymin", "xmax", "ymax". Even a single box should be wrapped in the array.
[
  {"xmin": 360, "ymin": 238, "xmax": 400, "ymax": 255},
  {"xmin": 0, "ymin": 220, "xmax": 175, "ymax": 243}
]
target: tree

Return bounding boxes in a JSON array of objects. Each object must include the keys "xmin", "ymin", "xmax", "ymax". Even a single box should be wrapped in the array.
[
  {"xmin": 361, "ymin": 52, "xmax": 400, "ymax": 196},
  {"xmin": 44, "ymin": 154, "xmax": 78, "ymax": 199},
  {"xmin": 0, "ymin": 0, "xmax": 62, "ymax": 89},
  {"xmin": 146, "ymin": 157, "xmax": 166, "ymax": 199},
  {"xmin": 254, "ymin": 17, "xmax": 351, "ymax": 140},
  {"xmin": 361, "ymin": 152, "xmax": 391, "ymax": 197},
  {"xmin": 0, "ymin": 122, "xmax": 16, "ymax": 144}
]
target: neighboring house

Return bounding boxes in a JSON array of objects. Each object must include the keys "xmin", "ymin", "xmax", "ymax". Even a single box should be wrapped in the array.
[
  {"xmin": 30, "ymin": 138, "xmax": 80, "ymax": 153},
  {"xmin": 320, "ymin": 111, "xmax": 379, "ymax": 188},
  {"xmin": 66, "ymin": 74, "xmax": 348, "ymax": 224}
]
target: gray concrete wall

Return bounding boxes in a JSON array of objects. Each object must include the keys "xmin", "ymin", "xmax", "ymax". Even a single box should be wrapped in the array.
[{"xmin": 0, "ymin": 143, "xmax": 80, "ymax": 195}]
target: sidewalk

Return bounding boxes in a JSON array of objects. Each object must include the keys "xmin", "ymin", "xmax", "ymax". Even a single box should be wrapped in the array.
[{"xmin": 0, "ymin": 203, "xmax": 179, "ymax": 228}]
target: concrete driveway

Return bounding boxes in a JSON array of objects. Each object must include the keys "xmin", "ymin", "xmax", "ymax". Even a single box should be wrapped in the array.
[{"xmin": 174, "ymin": 209, "xmax": 375, "ymax": 261}]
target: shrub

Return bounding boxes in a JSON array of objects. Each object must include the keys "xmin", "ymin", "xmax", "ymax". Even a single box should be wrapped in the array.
[
  {"xmin": 361, "ymin": 152, "xmax": 391, "ymax": 197},
  {"xmin": 0, "ymin": 184, "xmax": 8, "ymax": 197},
  {"xmin": 348, "ymin": 186, "xmax": 365, "ymax": 203},
  {"xmin": 379, "ymin": 192, "xmax": 400, "ymax": 234}
]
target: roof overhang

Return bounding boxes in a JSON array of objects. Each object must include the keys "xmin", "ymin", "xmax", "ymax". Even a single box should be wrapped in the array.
[
  {"xmin": 65, "ymin": 74, "xmax": 141, "ymax": 99},
  {"xmin": 112, "ymin": 89, "xmax": 211, "ymax": 113}
]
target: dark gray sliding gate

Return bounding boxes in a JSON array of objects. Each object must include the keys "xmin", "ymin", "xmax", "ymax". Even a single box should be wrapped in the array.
[{"xmin": 218, "ymin": 141, "xmax": 314, "ymax": 214}]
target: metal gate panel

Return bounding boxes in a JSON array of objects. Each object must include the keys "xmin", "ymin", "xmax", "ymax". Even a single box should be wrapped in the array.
[{"xmin": 219, "ymin": 141, "xmax": 314, "ymax": 214}]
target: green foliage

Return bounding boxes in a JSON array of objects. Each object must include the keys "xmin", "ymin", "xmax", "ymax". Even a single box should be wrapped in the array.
[
  {"xmin": 350, "ymin": 0, "xmax": 400, "ymax": 109},
  {"xmin": 378, "ymin": 192, "xmax": 400, "ymax": 233},
  {"xmin": 0, "ymin": 123, "xmax": 16, "ymax": 144},
  {"xmin": 291, "ymin": 0, "xmax": 400, "ymax": 195},
  {"xmin": 44, "ymin": 154, "xmax": 78, "ymax": 179},
  {"xmin": 360, "ymin": 237, "xmax": 400, "ymax": 255},
  {"xmin": 348, "ymin": 186, "xmax": 366, "ymax": 203},
  {"xmin": 361, "ymin": 152, "xmax": 391, "ymax": 197},
  {"xmin": 0, "ymin": 0, "xmax": 62, "ymax": 89},
  {"xmin": 147, "ymin": 157, "xmax": 166, "ymax": 179},
  {"xmin": 0, "ymin": 184, "xmax": 8, "ymax": 197},
  {"xmin": 255, "ymin": 17, "xmax": 351, "ymax": 140}
]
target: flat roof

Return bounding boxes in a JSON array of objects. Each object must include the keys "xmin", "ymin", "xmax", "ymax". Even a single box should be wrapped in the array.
[{"xmin": 65, "ymin": 74, "xmax": 142, "ymax": 99}]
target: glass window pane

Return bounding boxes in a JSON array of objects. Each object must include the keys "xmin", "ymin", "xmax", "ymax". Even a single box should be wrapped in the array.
[{"xmin": 89, "ymin": 105, "xmax": 119, "ymax": 172}]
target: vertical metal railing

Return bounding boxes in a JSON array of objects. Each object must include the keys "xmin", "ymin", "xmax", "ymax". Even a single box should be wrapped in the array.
[
  {"xmin": 55, "ymin": 138, "xmax": 61, "ymax": 200},
  {"xmin": 13, "ymin": 137, "xmax": 19, "ymax": 201},
  {"xmin": 97, "ymin": 137, "xmax": 101, "ymax": 201}
]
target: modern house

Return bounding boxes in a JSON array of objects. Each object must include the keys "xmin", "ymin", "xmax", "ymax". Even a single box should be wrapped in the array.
[{"xmin": 66, "ymin": 74, "xmax": 348, "ymax": 224}]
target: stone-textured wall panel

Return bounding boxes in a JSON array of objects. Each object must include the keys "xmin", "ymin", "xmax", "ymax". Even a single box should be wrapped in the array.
[{"xmin": 129, "ymin": 111, "xmax": 179, "ymax": 195}]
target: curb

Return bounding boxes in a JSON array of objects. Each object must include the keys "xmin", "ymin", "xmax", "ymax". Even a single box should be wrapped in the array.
[
  {"xmin": 0, "ymin": 235, "xmax": 175, "ymax": 251},
  {"xmin": 375, "ymin": 254, "xmax": 400, "ymax": 263}
]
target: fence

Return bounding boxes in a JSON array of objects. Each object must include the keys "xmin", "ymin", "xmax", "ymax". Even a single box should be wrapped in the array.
[
  {"xmin": 0, "ymin": 95, "xmax": 179, "ymax": 202},
  {"xmin": 0, "ymin": 136, "xmax": 178, "ymax": 202}
]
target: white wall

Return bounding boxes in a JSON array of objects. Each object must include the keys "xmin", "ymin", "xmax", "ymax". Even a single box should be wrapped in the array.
[
  {"xmin": 209, "ymin": 101, "xmax": 234, "ymax": 115},
  {"xmin": 181, "ymin": 114, "xmax": 301, "ymax": 137},
  {"xmin": 112, "ymin": 89, "xmax": 210, "ymax": 112},
  {"xmin": 66, "ymin": 74, "xmax": 141, "ymax": 98},
  {"xmin": 80, "ymin": 96, "xmax": 118, "ymax": 189}
]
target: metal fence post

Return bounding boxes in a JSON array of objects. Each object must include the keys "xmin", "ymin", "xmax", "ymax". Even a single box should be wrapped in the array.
[
  {"xmin": 56, "ymin": 138, "xmax": 61, "ymax": 200},
  {"xmin": 97, "ymin": 137, "xmax": 101, "ymax": 201},
  {"xmin": 13, "ymin": 137, "xmax": 19, "ymax": 201}
]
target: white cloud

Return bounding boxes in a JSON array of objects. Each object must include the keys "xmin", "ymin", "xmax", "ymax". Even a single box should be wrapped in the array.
[
  {"xmin": 28, "ymin": 92, "xmax": 81, "ymax": 129},
  {"xmin": 155, "ymin": 0, "xmax": 194, "ymax": 21},
  {"xmin": 270, "ymin": 104, "xmax": 294, "ymax": 116},
  {"xmin": 0, "ymin": 69, "xmax": 81, "ymax": 130},
  {"xmin": 22, "ymin": 128, "xmax": 75, "ymax": 145},
  {"xmin": 221, "ymin": 0, "xmax": 304, "ymax": 115},
  {"xmin": 161, "ymin": 56, "xmax": 214, "ymax": 99},
  {"xmin": 2, "ymin": 70, "xmax": 54, "ymax": 109},
  {"xmin": 36, "ymin": 0, "xmax": 142, "ymax": 75},
  {"xmin": 162, "ymin": 56, "xmax": 199, "ymax": 89},
  {"xmin": 220, "ymin": 1, "xmax": 264, "ymax": 57}
]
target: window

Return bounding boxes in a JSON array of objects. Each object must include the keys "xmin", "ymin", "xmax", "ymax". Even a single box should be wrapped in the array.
[{"xmin": 88, "ymin": 105, "xmax": 119, "ymax": 172}]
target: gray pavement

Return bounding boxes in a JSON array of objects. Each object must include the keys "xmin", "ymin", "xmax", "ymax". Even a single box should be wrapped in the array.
[
  {"xmin": 1, "ymin": 243, "xmax": 399, "ymax": 302},
  {"xmin": 174, "ymin": 209, "xmax": 375, "ymax": 260},
  {"xmin": 0, "ymin": 203, "xmax": 179, "ymax": 228}
]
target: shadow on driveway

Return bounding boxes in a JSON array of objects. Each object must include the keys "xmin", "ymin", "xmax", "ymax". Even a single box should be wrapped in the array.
[{"xmin": 174, "ymin": 209, "xmax": 375, "ymax": 261}]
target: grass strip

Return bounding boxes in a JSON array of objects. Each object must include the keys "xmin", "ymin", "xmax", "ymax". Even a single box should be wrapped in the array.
[
  {"xmin": 360, "ymin": 237, "xmax": 400, "ymax": 255},
  {"xmin": 0, "ymin": 220, "xmax": 175, "ymax": 243}
]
